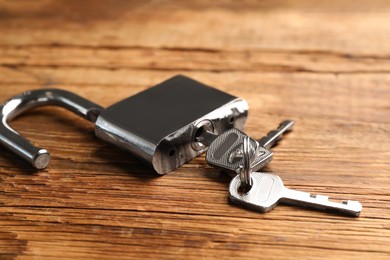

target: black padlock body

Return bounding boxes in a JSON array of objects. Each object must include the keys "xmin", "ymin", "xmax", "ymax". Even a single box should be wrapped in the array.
[{"xmin": 95, "ymin": 75, "xmax": 248, "ymax": 174}]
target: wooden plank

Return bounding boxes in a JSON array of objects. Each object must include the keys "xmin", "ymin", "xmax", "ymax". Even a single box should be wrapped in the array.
[
  {"xmin": 0, "ymin": 0, "xmax": 390, "ymax": 55},
  {"xmin": 2, "ymin": 46, "xmax": 390, "ymax": 73}
]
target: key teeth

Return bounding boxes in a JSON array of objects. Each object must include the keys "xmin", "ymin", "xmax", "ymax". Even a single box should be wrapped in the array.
[
  {"xmin": 343, "ymin": 200, "xmax": 358, "ymax": 206},
  {"xmin": 310, "ymin": 193, "xmax": 330, "ymax": 201},
  {"xmin": 310, "ymin": 194, "xmax": 329, "ymax": 201},
  {"xmin": 316, "ymin": 195, "xmax": 329, "ymax": 201}
]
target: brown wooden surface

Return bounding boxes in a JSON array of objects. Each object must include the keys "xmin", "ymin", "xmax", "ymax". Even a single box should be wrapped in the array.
[{"xmin": 0, "ymin": 0, "xmax": 389, "ymax": 259}]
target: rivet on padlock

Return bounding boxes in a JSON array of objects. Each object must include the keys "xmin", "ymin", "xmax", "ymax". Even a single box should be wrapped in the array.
[{"xmin": 0, "ymin": 75, "xmax": 248, "ymax": 174}]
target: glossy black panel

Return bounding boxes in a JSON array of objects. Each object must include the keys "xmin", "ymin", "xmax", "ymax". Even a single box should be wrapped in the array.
[{"xmin": 99, "ymin": 75, "xmax": 236, "ymax": 144}]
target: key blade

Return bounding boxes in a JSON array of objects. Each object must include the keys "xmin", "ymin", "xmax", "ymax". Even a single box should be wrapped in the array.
[
  {"xmin": 195, "ymin": 129, "xmax": 218, "ymax": 147},
  {"xmin": 341, "ymin": 200, "xmax": 363, "ymax": 217},
  {"xmin": 282, "ymin": 188, "xmax": 362, "ymax": 217},
  {"xmin": 258, "ymin": 120, "xmax": 295, "ymax": 149}
]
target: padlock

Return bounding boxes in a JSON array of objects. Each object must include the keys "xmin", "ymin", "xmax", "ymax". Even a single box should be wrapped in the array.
[{"xmin": 0, "ymin": 75, "xmax": 248, "ymax": 174}]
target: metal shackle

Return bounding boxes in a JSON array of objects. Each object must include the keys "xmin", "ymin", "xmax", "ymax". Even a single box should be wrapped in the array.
[{"xmin": 0, "ymin": 89, "xmax": 104, "ymax": 169}]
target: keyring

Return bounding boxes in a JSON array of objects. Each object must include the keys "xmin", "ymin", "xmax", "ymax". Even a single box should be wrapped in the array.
[{"xmin": 239, "ymin": 136, "xmax": 253, "ymax": 188}]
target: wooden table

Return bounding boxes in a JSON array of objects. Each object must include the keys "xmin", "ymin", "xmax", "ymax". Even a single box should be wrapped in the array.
[{"xmin": 0, "ymin": 1, "xmax": 389, "ymax": 259}]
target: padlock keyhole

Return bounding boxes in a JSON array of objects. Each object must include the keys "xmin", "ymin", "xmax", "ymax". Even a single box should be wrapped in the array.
[{"xmin": 169, "ymin": 150, "xmax": 176, "ymax": 157}]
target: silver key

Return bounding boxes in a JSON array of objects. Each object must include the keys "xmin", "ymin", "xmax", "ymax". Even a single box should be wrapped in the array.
[
  {"xmin": 205, "ymin": 128, "xmax": 272, "ymax": 173},
  {"xmin": 235, "ymin": 120, "xmax": 294, "ymax": 173},
  {"xmin": 205, "ymin": 120, "xmax": 294, "ymax": 174},
  {"xmin": 229, "ymin": 172, "xmax": 362, "ymax": 217},
  {"xmin": 233, "ymin": 120, "xmax": 294, "ymax": 159}
]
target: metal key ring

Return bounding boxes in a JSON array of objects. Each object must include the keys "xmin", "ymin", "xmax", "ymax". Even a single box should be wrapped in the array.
[{"xmin": 239, "ymin": 136, "xmax": 253, "ymax": 187}]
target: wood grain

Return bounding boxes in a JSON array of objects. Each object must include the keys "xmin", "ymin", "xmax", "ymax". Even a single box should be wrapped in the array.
[{"xmin": 0, "ymin": 1, "xmax": 389, "ymax": 259}]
